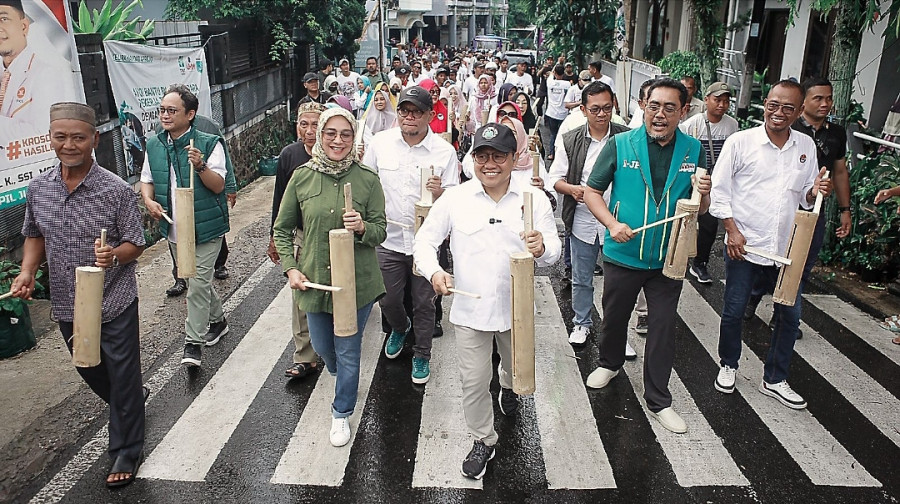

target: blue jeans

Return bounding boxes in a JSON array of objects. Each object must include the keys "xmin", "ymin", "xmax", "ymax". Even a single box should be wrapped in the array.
[
  {"xmin": 306, "ymin": 301, "xmax": 375, "ymax": 418},
  {"xmin": 570, "ymin": 234, "xmax": 602, "ymax": 327},
  {"xmin": 719, "ymin": 255, "xmax": 803, "ymax": 384}
]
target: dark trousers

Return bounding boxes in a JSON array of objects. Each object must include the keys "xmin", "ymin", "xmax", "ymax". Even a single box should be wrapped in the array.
[
  {"xmin": 377, "ymin": 247, "xmax": 436, "ymax": 360},
  {"xmin": 694, "ymin": 212, "xmax": 719, "ymax": 264},
  {"xmin": 544, "ymin": 115, "xmax": 564, "ymax": 158},
  {"xmin": 434, "ymin": 240, "xmax": 450, "ymax": 323},
  {"xmin": 59, "ymin": 298, "xmax": 144, "ymax": 461},
  {"xmin": 599, "ymin": 262, "xmax": 683, "ymax": 412},
  {"xmin": 169, "ymin": 239, "xmax": 228, "ymax": 281}
]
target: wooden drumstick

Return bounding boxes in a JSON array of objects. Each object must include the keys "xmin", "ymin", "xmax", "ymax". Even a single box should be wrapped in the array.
[
  {"xmin": 447, "ymin": 287, "xmax": 481, "ymax": 299},
  {"xmin": 302, "ymin": 281, "xmax": 342, "ymax": 292},
  {"xmin": 387, "ymin": 219, "xmax": 412, "ymax": 229},
  {"xmin": 742, "ymin": 246, "xmax": 792, "ymax": 266},
  {"xmin": 189, "ymin": 139, "xmax": 195, "ymax": 191},
  {"xmin": 0, "ymin": 291, "xmax": 15, "ymax": 301},
  {"xmin": 160, "ymin": 211, "xmax": 174, "ymax": 225},
  {"xmin": 631, "ymin": 212, "xmax": 690, "ymax": 233}
]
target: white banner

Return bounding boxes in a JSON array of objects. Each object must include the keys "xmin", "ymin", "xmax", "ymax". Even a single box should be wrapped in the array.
[
  {"xmin": 0, "ymin": 0, "xmax": 84, "ymax": 210},
  {"xmin": 103, "ymin": 40, "xmax": 212, "ymax": 181}
]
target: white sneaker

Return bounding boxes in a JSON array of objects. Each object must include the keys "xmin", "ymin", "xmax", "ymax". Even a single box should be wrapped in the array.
[
  {"xmin": 715, "ymin": 365, "xmax": 736, "ymax": 394},
  {"xmin": 586, "ymin": 367, "xmax": 619, "ymax": 389},
  {"xmin": 568, "ymin": 325, "xmax": 589, "ymax": 345},
  {"xmin": 759, "ymin": 380, "xmax": 807, "ymax": 410},
  {"xmin": 624, "ymin": 340, "xmax": 637, "ymax": 360},
  {"xmin": 330, "ymin": 417, "xmax": 351, "ymax": 447},
  {"xmin": 651, "ymin": 407, "xmax": 687, "ymax": 434}
]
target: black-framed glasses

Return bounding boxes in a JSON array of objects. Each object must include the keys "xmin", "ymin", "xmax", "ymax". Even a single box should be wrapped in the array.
[
  {"xmin": 645, "ymin": 102, "xmax": 680, "ymax": 114},
  {"xmin": 398, "ymin": 107, "xmax": 425, "ymax": 118},
  {"xmin": 764, "ymin": 101, "xmax": 797, "ymax": 114},
  {"xmin": 158, "ymin": 107, "xmax": 181, "ymax": 116},
  {"xmin": 497, "ymin": 109, "xmax": 517, "ymax": 119},
  {"xmin": 322, "ymin": 128, "xmax": 353, "ymax": 141},
  {"xmin": 473, "ymin": 151, "xmax": 510, "ymax": 164},
  {"xmin": 585, "ymin": 104, "xmax": 614, "ymax": 116}
]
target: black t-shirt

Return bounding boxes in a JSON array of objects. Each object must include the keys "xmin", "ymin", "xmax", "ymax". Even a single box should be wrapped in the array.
[
  {"xmin": 271, "ymin": 141, "xmax": 312, "ymax": 233},
  {"xmin": 792, "ymin": 116, "xmax": 847, "ymax": 171}
]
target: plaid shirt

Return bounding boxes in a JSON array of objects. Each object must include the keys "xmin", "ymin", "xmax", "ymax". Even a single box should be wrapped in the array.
[{"xmin": 22, "ymin": 161, "xmax": 145, "ymax": 322}]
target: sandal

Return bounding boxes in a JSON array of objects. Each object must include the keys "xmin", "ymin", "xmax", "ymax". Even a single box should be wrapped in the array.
[
  {"xmin": 285, "ymin": 362, "xmax": 317, "ymax": 379},
  {"xmin": 879, "ymin": 320, "xmax": 900, "ymax": 333},
  {"xmin": 893, "ymin": 336, "xmax": 900, "ymax": 345},
  {"xmin": 107, "ymin": 453, "xmax": 142, "ymax": 489}
]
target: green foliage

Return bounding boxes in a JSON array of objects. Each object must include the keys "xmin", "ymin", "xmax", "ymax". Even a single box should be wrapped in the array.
[
  {"xmin": 74, "ymin": 0, "xmax": 155, "ymax": 40},
  {"xmin": 507, "ymin": 0, "xmax": 536, "ymax": 29},
  {"xmin": 251, "ymin": 112, "xmax": 293, "ymax": 162},
  {"xmin": 0, "ymin": 248, "xmax": 44, "ymax": 318},
  {"xmin": 657, "ymin": 50, "xmax": 700, "ymax": 81},
  {"xmin": 819, "ymin": 150, "xmax": 900, "ymax": 280},
  {"xmin": 689, "ymin": 0, "xmax": 726, "ymax": 91},
  {"xmin": 535, "ymin": 0, "xmax": 617, "ymax": 66}
]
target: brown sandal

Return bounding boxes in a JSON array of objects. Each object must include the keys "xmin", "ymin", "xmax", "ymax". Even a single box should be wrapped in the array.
[{"xmin": 892, "ymin": 336, "xmax": 900, "ymax": 345}]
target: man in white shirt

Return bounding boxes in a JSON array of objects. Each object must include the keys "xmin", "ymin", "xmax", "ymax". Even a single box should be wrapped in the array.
[
  {"xmin": 549, "ymin": 81, "xmax": 632, "ymax": 351},
  {"xmin": 363, "ymin": 86, "xmax": 459, "ymax": 385},
  {"xmin": 335, "ymin": 58, "xmax": 361, "ymax": 113},
  {"xmin": 496, "ymin": 58, "xmax": 509, "ymax": 85},
  {"xmin": 588, "ymin": 61, "xmax": 616, "ymax": 92},
  {"xmin": 709, "ymin": 80, "xmax": 831, "ymax": 410},
  {"xmin": 462, "ymin": 62, "xmax": 484, "ymax": 99},
  {"xmin": 563, "ymin": 70, "xmax": 592, "ymax": 114},
  {"xmin": 414, "ymin": 123, "xmax": 560, "ymax": 480},
  {"xmin": 505, "ymin": 61, "xmax": 534, "ymax": 96},
  {"xmin": 409, "ymin": 60, "xmax": 424, "ymax": 85},
  {"xmin": 680, "ymin": 76, "xmax": 705, "ymax": 120},
  {"xmin": 544, "ymin": 65, "xmax": 571, "ymax": 160},
  {"xmin": 680, "ymin": 82, "xmax": 740, "ymax": 283}
]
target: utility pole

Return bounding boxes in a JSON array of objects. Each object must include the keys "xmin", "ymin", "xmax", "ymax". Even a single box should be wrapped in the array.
[
  {"xmin": 737, "ymin": 0, "xmax": 765, "ymax": 119},
  {"xmin": 378, "ymin": 0, "xmax": 385, "ymax": 70}
]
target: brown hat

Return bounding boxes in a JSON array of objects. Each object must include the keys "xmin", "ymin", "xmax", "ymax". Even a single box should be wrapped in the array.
[
  {"xmin": 705, "ymin": 82, "xmax": 731, "ymax": 97},
  {"xmin": 50, "ymin": 102, "xmax": 96, "ymax": 126}
]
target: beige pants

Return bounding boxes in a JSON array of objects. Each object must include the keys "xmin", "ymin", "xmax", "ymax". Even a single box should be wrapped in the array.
[
  {"xmin": 291, "ymin": 300, "xmax": 316, "ymax": 363},
  {"xmin": 455, "ymin": 326, "xmax": 513, "ymax": 447}
]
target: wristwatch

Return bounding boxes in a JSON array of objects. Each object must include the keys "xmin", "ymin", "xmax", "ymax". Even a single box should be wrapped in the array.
[
  {"xmin": 195, "ymin": 161, "xmax": 208, "ymax": 173},
  {"xmin": 112, "ymin": 254, "xmax": 120, "ymax": 267},
  {"xmin": 838, "ymin": 206, "xmax": 851, "ymax": 213}
]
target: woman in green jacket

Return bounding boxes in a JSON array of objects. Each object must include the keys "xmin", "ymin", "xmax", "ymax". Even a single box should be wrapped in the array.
[{"xmin": 273, "ymin": 107, "xmax": 387, "ymax": 447}]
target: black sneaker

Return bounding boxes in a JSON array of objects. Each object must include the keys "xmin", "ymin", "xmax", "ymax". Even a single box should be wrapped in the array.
[
  {"xmin": 689, "ymin": 261, "xmax": 712, "ymax": 284},
  {"xmin": 166, "ymin": 279, "xmax": 187, "ymax": 297},
  {"xmin": 499, "ymin": 387, "xmax": 519, "ymax": 416},
  {"xmin": 635, "ymin": 314, "xmax": 648, "ymax": 335},
  {"xmin": 594, "ymin": 264, "xmax": 603, "ymax": 276},
  {"xmin": 204, "ymin": 320, "xmax": 229, "ymax": 347},
  {"xmin": 744, "ymin": 294, "xmax": 762, "ymax": 321},
  {"xmin": 461, "ymin": 440, "xmax": 495, "ymax": 480},
  {"xmin": 214, "ymin": 266, "xmax": 229, "ymax": 280},
  {"xmin": 433, "ymin": 320, "xmax": 443, "ymax": 338},
  {"xmin": 181, "ymin": 344, "xmax": 202, "ymax": 367}
]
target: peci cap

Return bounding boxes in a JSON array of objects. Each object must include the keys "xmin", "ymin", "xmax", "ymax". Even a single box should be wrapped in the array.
[
  {"xmin": 0, "ymin": 1, "xmax": 23, "ymax": 11},
  {"xmin": 302, "ymin": 72, "xmax": 318, "ymax": 83},
  {"xmin": 398, "ymin": 86, "xmax": 433, "ymax": 112},
  {"xmin": 705, "ymin": 82, "xmax": 731, "ymax": 97},
  {"xmin": 50, "ymin": 102, "xmax": 96, "ymax": 126},
  {"xmin": 472, "ymin": 123, "xmax": 517, "ymax": 153}
]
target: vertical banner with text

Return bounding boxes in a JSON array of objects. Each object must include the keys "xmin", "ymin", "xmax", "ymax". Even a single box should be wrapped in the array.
[
  {"xmin": 103, "ymin": 40, "xmax": 212, "ymax": 183},
  {"xmin": 0, "ymin": 0, "xmax": 84, "ymax": 210}
]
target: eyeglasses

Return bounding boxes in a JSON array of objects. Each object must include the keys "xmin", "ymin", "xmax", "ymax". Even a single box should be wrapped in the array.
[
  {"xmin": 322, "ymin": 128, "xmax": 353, "ymax": 142},
  {"xmin": 645, "ymin": 102, "xmax": 681, "ymax": 114},
  {"xmin": 496, "ymin": 109, "xmax": 517, "ymax": 119},
  {"xmin": 585, "ymin": 104, "xmax": 614, "ymax": 116},
  {"xmin": 428, "ymin": 88, "xmax": 441, "ymax": 96},
  {"xmin": 158, "ymin": 107, "xmax": 181, "ymax": 116},
  {"xmin": 398, "ymin": 107, "xmax": 425, "ymax": 118},
  {"xmin": 764, "ymin": 101, "xmax": 797, "ymax": 114},
  {"xmin": 473, "ymin": 151, "xmax": 510, "ymax": 164}
]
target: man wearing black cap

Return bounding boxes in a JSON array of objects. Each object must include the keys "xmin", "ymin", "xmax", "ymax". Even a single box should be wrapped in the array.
[
  {"xmin": 434, "ymin": 66, "xmax": 450, "ymax": 88},
  {"xmin": 13, "ymin": 102, "xmax": 146, "ymax": 488},
  {"xmin": 413, "ymin": 123, "xmax": 561, "ymax": 480},
  {"xmin": 298, "ymin": 72, "xmax": 331, "ymax": 105},
  {"xmin": 396, "ymin": 64, "xmax": 412, "ymax": 88},
  {"xmin": 363, "ymin": 86, "xmax": 459, "ymax": 385}
]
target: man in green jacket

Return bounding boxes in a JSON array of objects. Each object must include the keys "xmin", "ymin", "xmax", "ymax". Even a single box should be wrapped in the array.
[
  {"xmin": 140, "ymin": 84, "xmax": 230, "ymax": 368},
  {"xmin": 582, "ymin": 78, "xmax": 711, "ymax": 434}
]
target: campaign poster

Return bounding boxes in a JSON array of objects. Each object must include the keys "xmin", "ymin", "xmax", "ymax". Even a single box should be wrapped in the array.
[
  {"xmin": 103, "ymin": 40, "xmax": 212, "ymax": 182},
  {"xmin": 0, "ymin": 0, "xmax": 84, "ymax": 210}
]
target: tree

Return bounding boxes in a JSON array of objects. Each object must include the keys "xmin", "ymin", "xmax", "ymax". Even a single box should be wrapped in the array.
[
  {"xmin": 534, "ymin": 0, "xmax": 618, "ymax": 67},
  {"xmin": 786, "ymin": 0, "xmax": 900, "ymax": 125},
  {"xmin": 74, "ymin": 0, "xmax": 155, "ymax": 41},
  {"xmin": 166, "ymin": 0, "xmax": 365, "ymax": 63}
]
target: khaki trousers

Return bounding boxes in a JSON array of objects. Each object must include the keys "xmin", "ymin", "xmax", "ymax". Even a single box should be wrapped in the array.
[{"xmin": 455, "ymin": 325, "xmax": 513, "ymax": 447}]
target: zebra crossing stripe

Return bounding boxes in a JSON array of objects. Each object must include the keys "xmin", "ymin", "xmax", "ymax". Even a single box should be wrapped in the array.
[
  {"xmin": 755, "ymin": 297, "xmax": 900, "ymax": 449},
  {"xmin": 139, "ymin": 285, "xmax": 294, "ymax": 481},
  {"xmin": 803, "ymin": 294, "xmax": 900, "ymax": 367},
  {"xmin": 679, "ymin": 282, "xmax": 880, "ymax": 487},
  {"xmin": 591, "ymin": 278, "xmax": 749, "ymax": 487},
  {"xmin": 535, "ymin": 277, "xmax": 616, "ymax": 489},
  {"xmin": 411, "ymin": 313, "xmax": 482, "ymax": 489},
  {"xmin": 270, "ymin": 304, "xmax": 385, "ymax": 486}
]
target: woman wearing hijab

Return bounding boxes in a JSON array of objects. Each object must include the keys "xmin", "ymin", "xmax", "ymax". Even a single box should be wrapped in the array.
[
  {"xmin": 514, "ymin": 91, "xmax": 538, "ymax": 132},
  {"xmin": 326, "ymin": 94, "xmax": 353, "ymax": 112},
  {"xmin": 419, "ymin": 78, "xmax": 449, "ymax": 134},
  {"xmin": 389, "ymin": 77, "xmax": 403, "ymax": 97},
  {"xmin": 466, "ymin": 74, "xmax": 496, "ymax": 131},
  {"xmin": 491, "ymin": 100, "xmax": 522, "ymax": 123},
  {"xmin": 355, "ymin": 75, "xmax": 373, "ymax": 119},
  {"xmin": 272, "ymin": 108, "xmax": 387, "ymax": 448},
  {"xmin": 360, "ymin": 82, "xmax": 397, "ymax": 148},
  {"xmin": 487, "ymin": 83, "xmax": 518, "ymax": 123},
  {"xmin": 324, "ymin": 75, "xmax": 339, "ymax": 96}
]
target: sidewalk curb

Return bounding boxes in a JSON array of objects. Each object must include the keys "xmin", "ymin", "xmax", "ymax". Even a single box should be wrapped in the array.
[{"xmin": 807, "ymin": 272, "xmax": 891, "ymax": 321}]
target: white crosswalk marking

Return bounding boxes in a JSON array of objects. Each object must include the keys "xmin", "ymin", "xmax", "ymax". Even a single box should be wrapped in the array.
[
  {"xmin": 679, "ymin": 282, "xmax": 880, "ymax": 486},
  {"xmin": 412, "ymin": 317, "xmax": 482, "ymax": 489},
  {"xmin": 804, "ymin": 294, "xmax": 900, "ymax": 366},
  {"xmin": 591, "ymin": 278, "xmax": 749, "ymax": 487},
  {"xmin": 139, "ymin": 285, "xmax": 294, "ymax": 481},
  {"xmin": 755, "ymin": 297, "xmax": 900, "ymax": 449},
  {"xmin": 535, "ymin": 277, "xmax": 616, "ymax": 489},
  {"xmin": 271, "ymin": 304, "xmax": 385, "ymax": 486}
]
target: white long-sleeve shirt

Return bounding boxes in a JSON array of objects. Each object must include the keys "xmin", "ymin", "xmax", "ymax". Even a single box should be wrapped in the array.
[
  {"xmin": 709, "ymin": 126, "xmax": 818, "ymax": 266},
  {"xmin": 413, "ymin": 178, "xmax": 561, "ymax": 332},
  {"xmin": 362, "ymin": 127, "xmax": 459, "ymax": 255}
]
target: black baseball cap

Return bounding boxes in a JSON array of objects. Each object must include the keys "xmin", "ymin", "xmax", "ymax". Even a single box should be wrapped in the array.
[
  {"xmin": 472, "ymin": 123, "xmax": 517, "ymax": 153},
  {"xmin": 397, "ymin": 65, "xmax": 410, "ymax": 76},
  {"xmin": 398, "ymin": 86, "xmax": 433, "ymax": 111},
  {"xmin": 435, "ymin": 66, "xmax": 449, "ymax": 75},
  {"xmin": 302, "ymin": 72, "xmax": 318, "ymax": 83}
]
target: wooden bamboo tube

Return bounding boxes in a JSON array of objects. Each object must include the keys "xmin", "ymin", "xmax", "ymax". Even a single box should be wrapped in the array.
[
  {"xmin": 412, "ymin": 201, "xmax": 431, "ymax": 277},
  {"xmin": 523, "ymin": 191, "xmax": 534, "ymax": 250},
  {"xmin": 329, "ymin": 229, "xmax": 357, "ymax": 337},
  {"xmin": 662, "ymin": 200, "xmax": 700, "ymax": 280},
  {"xmin": 420, "ymin": 166, "xmax": 433, "ymax": 205},
  {"xmin": 531, "ymin": 152, "xmax": 540, "ymax": 179},
  {"xmin": 174, "ymin": 186, "xmax": 196, "ymax": 278},
  {"xmin": 510, "ymin": 251, "xmax": 536, "ymax": 395},
  {"xmin": 480, "ymin": 109, "xmax": 489, "ymax": 126},
  {"xmin": 684, "ymin": 168, "xmax": 707, "ymax": 257},
  {"xmin": 72, "ymin": 228, "xmax": 107, "ymax": 368}
]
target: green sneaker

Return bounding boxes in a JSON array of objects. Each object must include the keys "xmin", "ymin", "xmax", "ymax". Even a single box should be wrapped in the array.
[
  {"xmin": 384, "ymin": 319, "xmax": 410, "ymax": 359},
  {"xmin": 412, "ymin": 357, "xmax": 431, "ymax": 384}
]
